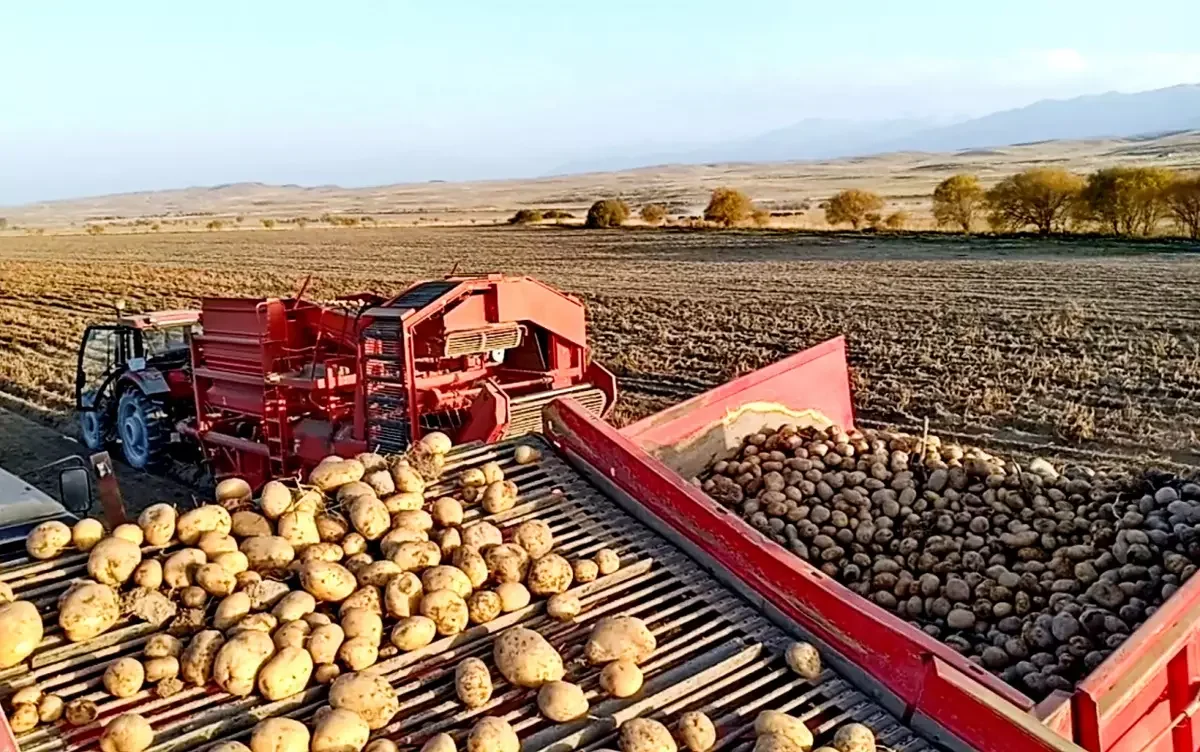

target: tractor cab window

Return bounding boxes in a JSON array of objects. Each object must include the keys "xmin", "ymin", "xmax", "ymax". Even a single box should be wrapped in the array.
[
  {"xmin": 142, "ymin": 326, "xmax": 191, "ymax": 360},
  {"xmin": 79, "ymin": 327, "xmax": 126, "ymax": 403}
]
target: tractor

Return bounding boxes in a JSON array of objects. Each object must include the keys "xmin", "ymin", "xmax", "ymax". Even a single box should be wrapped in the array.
[{"xmin": 75, "ymin": 307, "xmax": 200, "ymax": 469}]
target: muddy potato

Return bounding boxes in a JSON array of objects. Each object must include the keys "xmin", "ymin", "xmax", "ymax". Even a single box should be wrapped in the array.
[
  {"xmin": 180, "ymin": 586, "xmax": 209, "ymax": 608},
  {"xmin": 308, "ymin": 623, "xmax": 346, "ymax": 664},
  {"xmin": 586, "ymin": 616, "xmax": 656, "ymax": 665},
  {"xmin": 547, "ymin": 592, "xmax": 581, "ymax": 622},
  {"xmin": 145, "ymin": 634, "xmax": 183, "ymax": 659},
  {"xmin": 176, "ymin": 505, "xmax": 232, "ymax": 545},
  {"xmin": 754, "ymin": 711, "xmax": 813, "ymax": 751},
  {"xmin": 341, "ymin": 607, "xmax": 384, "ymax": 644},
  {"xmin": 831, "ymin": 724, "xmax": 874, "ymax": 752},
  {"xmin": 231, "ymin": 612, "xmax": 278, "ymax": 635},
  {"xmin": 257, "ymin": 646, "xmax": 313, "ymax": 700},
  {"xmin": 391, "ymin": 466, "xmax": 426, "ymax": 495},
  {"xmin": 300, "ymin": 560, "xmax": 358, "ymax": 602},
  {"xmin": 493, "ymin": 627, "xmax": 564, "ymax": 688},
  {"xmin": 496, "ymin": 582, "xmax": 531, "ymax": 612},
  {"xmin": 467, "ymin": 717, "xmax": 519, "ymax": 752},
  {"xmin": 163, "ymin": 548, "xmax": 207, "ymax": 588},
  {"xmin": 341, "ymin": 532, "xmax": 368, "ymax": 556},
  {"xmin": 485, "ymin": 544, "xmax": 530, "ymax": 584},
  {"xmin": 240, "ymin": 536, "xmax": 295, "ymax": 571},
  {"xmin": 312, "ymin": 709, "xmax": 370, "ymax": 752},
  {"xmin": 421, "ymin": 589, "xmax": 469, "ymax": 635},
  {"xmin": 349, "ymin": 495, "xmax": 391, "ymax": 541},
  {"xmin": 481, "ymin": 481, "xmax": 518, "ymax": 514},
  {"xmin": 599, "ymin": 659, "xmax": 642, "ymax": 697},
  {"xmin": 302, "ymin": 542, "xmax": 345, "ymax": 563},
  {"xmin": 391, "ymin": 540, "xmax": 441, "ymax": 572},
  {"xmin": 537, "ymin": 681, "xmax": 589, "ymax": 722},
  {"xmin": 382, "ymin": 491, "xmax": 425, "ymax": 514},
  {"xmin": 436, "ymin": 527, "xmax": 462, "ymax": 557},
  {"xmin": 273, "ymin": 591, "xmax": 317, "ymax": 622},
  {"xmin": 594, "ymin": 548, "xmax": 620, "ymax": 575},
  {"xmin": 143, "ymin": 656, "xmax": 179, "ymax": 682},
  {"xmin": 99, "ymin": 713, "xmax": 154, "ymax": 752},
  {"xmin": 9, "ymin": 703, "xmax": 38, "ymax": 733},
  {"xmin": 72, "ymin": 518, "xmax": 106, "ymax": 552},
  {"xmin": 196, "ymin": 563, "xmax": 237, "ymax": 597},
  {"xmin": 511, "ymin": 520, "xmax": 553, "ymax": 559},
  {"xmin": 104, "ymin": 657, "xmax": 145, "ymax": 698},
  {"xmin": 337, "ymin": 481, "xmax": 377, "ymax": 506},
  {"xmin": 348, "ymin": 562, "xmax": 396, "ymax": 590},
  {"xmin": 330, "ymin": 670, "xmax": 400, "ymax": 729},
  {"xmin": 572, "ymin": 559, "xmax": 599, "ymax": 583},
  {"xmin": 344, "ymin": 553, "xmax": 375, "ymax": 575},
  {"xmin": 467, "ymin": 590, "xmax": 502, "ymax": 624},
  {"xmin": 310, "ymin": 458, "xmax": 366, "ymax": 492},
  {"xmin": 59, "ymin": 582, "xmax": 120, "ymax": 642},
  {"xmin": 214, "ymin": 630, "xmax": 276, "ymax": 696},
  {"xmin": 251, "ymin": 717, "xmax": 310, "ymax": 752},
  {"xmin": 232, "ymin": 510, "xmax": 273, "ymax": 538},
  {"xmin": 390, "ymin": 615, "xmax": 437, "ymax": 651},
  {"xmin": 137, "ymin": 505, "xmax": 176, "ymax": 546},
  {"xmin": 88, "ymin": 536, "xmax": 142, "ymax": 586},
  {"xmin": 65, "ymin": 698, "xmax": 99, "ymax": 726},
  {"xmin": 274, "ymin": 620, "xmax": 311, "ymax": 650},
  {"xmin": 432, "ymin": 497, "xmax": 464, "ymax": 527},
  {"xmin": 784, "ymin": 642, "xmax": 822, "ymax": 682},
  {"xmin": 678, "ymin": 712, "xmax": 716, "ymax": 752},
  {"xmin": 619, "ymin": 719, "xmax": 676, "ymax": 752},
  {"xmin": 28, "ymin": 520, "xmax": 72, "ymax": 560},
  {"xmin": 383, "ymin": 572, "xmax": 423, "ymax": 618},
  {"xmin": 462, "ymin": 521, "xmax": 503, "ymax": 551},
  {"xmin": 338, "ymin": 587, "xmax": 380, "ymax": 618},
  {"xmin": 365, "ymin": 469, "xmax": 396, "ymax": 497},
  {"xmin": 455, "ymin": 657, "xmax": 493, "ymax": 708},
  {"xmin": 247, "ymin": 579, "xmax": 291, "ymax": 610},
  {"xmin": 278, "ymin": 510, "xmax": 321, "ymax": 550},
  {"xmin": 38, "ymin": 694, "xmax": 64, "ymax": 723},
  {"xmin": 356, "ymin": 452, "xmax": 388, "ymax": 473},
  {"xmin": 180, "ymin": 630, "xmax": 225, "ymax": 685},
  {"xmin": 513, "ymin": 445, "xmax": 540, "ymax": 465},
  {"xmin": 452, "ymin": 547, "xmax": 489, "ymax": 588},
  {"xmin": 527, "ymin": 553, "xmax": 573, "ymax": 596},
  {"xmin": 423, "ymin": 564, "xmax": 474, "ymax": 598},
  {"xmin": 199, "ymin": 531, "xmax": 239, "ymax": 557}
]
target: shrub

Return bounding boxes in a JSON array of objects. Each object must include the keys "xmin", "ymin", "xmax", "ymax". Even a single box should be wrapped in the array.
[
  {"xmin": 296, "ymin": 218, "xmax": 308, "ymax": 228},
  {"xmin": 825, "ymin": 189, "xmax": 884, "ymax": 229},
  {"xmin": 150, "ymin": 223, "xmax": 160, "ymax": 232},
  {"xmin": 585, "ymin": 199, "xmax": 630, "ymax": 228},
  {"xmin": 1164, "ymin": 176, "xmax": 1200, "ymax": 239},
  {"xmin": 932, "ymin": 174, "xmax": 985, "ymax": 232},
  {"xmin": 261, "ymin": 218, "xmax": 277, "ymax": 229},
  {"xmin": 986, "ymin": 168, "xmax": 1083, "ymax": 234},
  {"xmin": 640, "ymin": 204, "xmax": 667, "ymax": 225},
  {"xmin": 206, "ymin": 220, "xmax": 223, "ymax": 231},
  {"xmin": 884, "ymin": 210, "xmax": 910, "ymax": 230},
  {"xmin": 1079, "ymin": 167, "xmax": 1175, "ymax": 236},
  {"xmin": 508, "ymin": 209, "xmax": 543, "ymax": 225},
  {"xmin": 541, "ymin": 209, "xmax": 574, "ymax": 219},
  {"xmin": 751, "ymin": 208, "xmax": 771, "ymax": 227},
  {"xmin": 85, "ymin": 224, "xmax": 105, "ymax": 235},
  {"xmin": 235, "ymin": 215, "xmax": 245, "ymax": 224},
  {"xmin": 704, "ymin": 188, "xmax": 753, "ymax": 227}
]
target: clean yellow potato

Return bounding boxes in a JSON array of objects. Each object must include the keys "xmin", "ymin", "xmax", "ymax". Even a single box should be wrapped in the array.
[
  {"xmin": 341, "ymin": 607, "xmax": 384, "ymax": 644},
  {"xmin": 435, "ymin": 528, "xmax": 462, "ymax": 557},
  {"xmin": 257, "ymin": 646, "xmax": 314, "ymax": 700},
  {"xmin": 785, "ymin": 642, "xmax": 822, "ymax": 682},
  {"xmin": 340, "ymin": 586, "xmax": 382, "ymax": 615},
  {"xmin": 231, "ymin": 510, "xmax": 273, "ymax": 538},
  {"xmin": 480, "ymin": 462, "xmax": 504, "ymax": 484},
  {"xmin": 599, "ymin": 659, "xmax": 643, "ymax": 698},
  {"xmin": 467, "ymin": 590, "xmax": 503, "ymax": 625},
  {"xmin": 196, "ymin": 563, "xmax": 237, "ymax": 597},
  {"xmin": 212, "ymin": 550, "xmax": 250, "ymax": 575},
  {"xmin": 300, "ymin": 560, "xmax": 358, "ymax": 601},
  {"xmin": 586, "ymin": 616, "xmax": 656, "ymax": 665},
  {"xmin": 176, "ymin": 505, "xmax": 232, "ymax": 545},
  {"xmin": 391, "ymin": 466, "xmax": 425, "ymax": 495},
  {"xmin": 240, "ymin": 536, "xmax": 295, "ymax": 571},
  {"xmin": 485, "ymin": 544, "xmax": 530, "ymax": 584},
  {"xmin": 461, "ymin": 521, "xmax": 503, "ymax": 551},
  {"xmin": 131, "ymin": 560, "xmax": 162, "ymax": 589},
  {"xmin": 422, "ymin": 565, "xmax": 474, "ymax": 598},
  {"xmin": 103, "ymin": 657, "xmax": 145, "ymax": 698},
  {"xmin": 311, "ymin": 709, "xmax": 370, "ymax": 752},
  {"xmin": 495, "ymin": 582, "xmax": 530, "ymax": 613},
  {"xmin": 314, "ymin": 663, "xmax": 341, "ymax": 684},
  {"xmin": 452, "ymin": 547, "xmax": 489, "ymax": 588},
  {"xmin": 329, "ymin": 670, "xmax": 400, "ymax": 730},
  {"xmin": 547, "ymin": 592, "xmax": 581, "ymax": 622},
  {"xmin": 392, "ymin": 509, "xmax": 434, "ymax": 532},
  {"xmin": 527, "ymin": 554, "xmax": 573, "ymax": 596},
  {"xmin": 259, "ymin": 480, "xmax": 294, "ymax": 520},
  {"xmin": 72, "ymin": 518, "xmax": 106, "ymax": 551},
  {"xmin": 492, "ymin": 627, "xmax": 564, "ymax": 688},
  {"xmin": 163, "ymin": 548, "xmax": 207, "ymax": 589},
  {"xmin": 216, "ymin": 477, "xmax": 253, "ymax": 503},
  {"xmin": 144, "ymin": 633, "xmax": 183, "ymax": 659},
  {"xmin": 620, "ymin": 719, "xmax": 676, "ymax": 752},
  {"xmin": 421, "ymin": 589, "xmax": 469, "ymax": 635},
  {"xmin": 594, "ymin": 548, "xmax": 620, "ymax": 575},
  {"xmin": 307, "ymin": 623, "xmax": 346, "ymax": 664},
  {"xmin": 59, "ymin": 582, "xmax": 120, "ymax": 642},
  {"xmin": 384, "ymin": 572, "xmax": 423, "ymax": 618},
  {"xmin": 337, "ymin": 481, "xmax": 376, "ymax": 506},
  {"xmin": 9, "ymin": 703, "xmax": 38, "ymax": 733},
  {"xmin": 678, "ymin": 712, "xmax": 716, "ymax": 752},
  {"xmin": 0, "ymin": 601, "xmax": 43, "ymax": 668},
  {"xmin": 180, "ymin": 630, "xmax": 225, "ymax": 685},
  {"xmin": 278, "ymin": 510, "xmax": 321, "ymax": 550},
  {"xmin": 199, "ymin": 531, "xmax": 239, "ymax": 557},
  {"xmin": 356, "ymin": 560, "xmax": 402, "ymax": 587},
  {"xmin": 213, "ymin": 630, "xmax": 276, "ymax": 696},
  {"xmin": 511, "ymin": 520, "xmax": 553, "ymax": 559},
  {"xmin": 455, "ymin": 657, "xmax": 493, "ymax": 708},
  {"xmin": 112, "ymin": 523, "xmax": 144, "ymax": 546},
  {"xmin": 88, "ymin": 536, "xmax": 143, "ymax": 586},
  {"xmin": 390, "ymin": 540, "xmax": 441, "ymax": 572},
  {"xmin": 144, "ymin": 656, "xmax": 180, "ymax": 682},
  {"xmin": 422, "ymin": 734, "xmax": 457, "ymax": 752},
  {"xmin": 481, "ymin": 481, "xmax": 518, "ymax": 514},
  {"xmin": 349, "ymin": 495, "xmax": 391, "ymax": 540},
  {"xmin": 537, "ymin": 681, "xmax": 589, "ymax": 722},
  {"xmin": 309, "ymin": 459, "xmax": 366, "ymax": 492},
  {"xmin": 273, "ymin": 591, "xmax": 317, "ymax": 622},
  {"xmin": 418, "ymin": 431, "xmax": 453, "ymax": 455},
  {"xmin": 390, "ymin": 616, "xmax": 438, "ymax": 651},
  {"xmin": 467, "ymin": 717, "xmax": 519, "ymax": 752},
  {"xmin": 273, "ymin": 620, "xmax": 312, "ymax": 650},
  {"xmin": 213, "ymin": 591, "xmax": 252, "ymax": 631},
  {"xmin": 754, "ymin": 711, "xmax": 813, "ymax": 752},
  {"xmin": 27, "ymin": 520, "xmax": 72, "ymax": 560},
  {"xmin": 250, "ymin": 717, "xmax": 310, "ymax": 752},
  {"xmin": 513, "ymin": 445, "xmax": 540, "ymax": 465},
  {"xmin": 380, "ymin": 527, "xmax": 426, "ymax": 560},
  {"xmin": 38, "ymin": 694, "xmax": 64, "ymax": 723},
  {"xmin": 431, "ymin": 498, "xmax": 464, "ymax": 527},
  {"xmin": 11, "ymin": 684, "xmax": 41, "ymax": 707},
  {"xmin": 99, "ymin": 713, "xmax": 154, "ymax": 752}
]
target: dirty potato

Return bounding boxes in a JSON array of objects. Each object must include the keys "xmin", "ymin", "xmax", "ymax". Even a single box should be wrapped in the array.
[
  {"xmin": 307, "ymin": 623, "xmax": 346, "ymax": 664},
  {"xmin": 59, "ymin": 582, "xmax": 120, "ymax": 642},
  {"xmin": 300, "ymin": 560, "xmax": 358, "ymax": 602},
  {"xmin": 461, "ymin": 521, "xmax": 503, "ymax": 551},
  {"xmin": 329, "ymin": 670, "xmax": 400, "ymax": 730},
  {"xmin": 586, "ymin": 616, "xmax": 656, "ymax": 665},
  {"xmin": 103, "ymin": 657, "xmax": 145, "ymax": 698},
  {"xmin": 493, "ymin": 627, "xmax": 564, "ymax": 688},
  {"xmin": 678, "ymin": 713, "xmax": 716, "ymax": 752},
  {"xmin": 619, "ymin": 719, "xmax": 676, "ymax": 752},
  {"xmin": 455, "ymin": 657, "xmax": 493, "ymax": 708},
  {"xmin": 384, "ymin": 572, "xmax": 423, "ymax": 618},
  {"xmin": 99, "ymin": 713, "xmax": 154, "ymax": 752},
  {"xmin": 467, "ymin": 717, "xmax": 518, "ymax": 752},
  {"xmin": 214, "ymin": 630, "xmax": 276, "ymax": 696},
  {"xmin": 176, "ymin": 505, "xmax": 232, "ymax": 545},
  {"xmin": 180, "ymin": 630, "xmax": 225, "ymax": 685},
  {"xmin": 88, "ymin": 536, "xmax": 143, "ymax": 586},
  {"xmin": 527, "ymin": 554, "xmax": 573, "ymax": 596},
  {"xmin": 512, "ymin": 520, "xmax": 553, "ymax": 559},
  {"xmin": 537, "ymin": 681, "xmax": 589, "ymax": 722},
  {"xmin": 421, "ymin": 589, "xmax": 469, "ymax": 635},
  {"xmin": 390, "ymin": 616, "xmax": 437, "ymax": 651},
  {"xmin": 467, "ymin": 590, "xmax": 503, "ymax": 624},
  {"xmin": 27, "ymin": 520, "xmax": 72, "ymax": 560}
]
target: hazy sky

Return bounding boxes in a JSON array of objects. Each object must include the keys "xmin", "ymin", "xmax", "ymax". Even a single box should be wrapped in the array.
[{"xmin": 4, "ymin": 0, "xmax": 1200, "ymax": 205}]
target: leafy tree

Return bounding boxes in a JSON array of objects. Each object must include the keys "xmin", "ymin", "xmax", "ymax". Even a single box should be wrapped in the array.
[
  {"xmin": 585, "ymin": 199, "xmax": 630, "ymax": 228},
  {"xmin": 825, "ymin": 189, "xmax": 884, "ymax": 229},
  {"xmin": 1079, "ymin": 167, "xmax": 1175, "ymax": 236},
  {"xmin": 932, "ymin": 174, "xmax": 985, "ymax": 232},
  {"xmin": 261, "ymin": 218, "xmax": 277, "ymax": 229},
  {"xmin": 985, "ymin": 168, "xmax": 1084, "ymax": 234},
  {"xmin": 884, "ymin": 210, "xmax": 910, "ymax": 230},
  {"xmin": 206, "ymin": 220, "xmax": 223, "ymax": 231},
  {"xmin": 704, "ymin": 188, "xmax": 753, "ymax": 227},
  {"xmin": 640, "ymin": 204, "xmax": 667, "ymax": 225},
  {"xmin": 1166, "ymin": 176, "xmax": 1200, "ymax": 239},
  {"xmin": 508, "ymin": 209, "xmax": 543, "ymax": 225},
  {"xmin": 85, "ymin": 224, "xmax": 105, "ymax": 235},
  {"xmin": 751, "ymin": 208, "xmax": 771, "ymax": 227}
]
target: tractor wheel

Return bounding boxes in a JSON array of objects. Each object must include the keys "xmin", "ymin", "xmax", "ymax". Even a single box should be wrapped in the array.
[
  {"xmin": 79, "ymin": 394, "xmax": 107, "ymax": 450},
  {"xmin": 117, "ymin": 390, "xmax": 171, "ymax": 469}
]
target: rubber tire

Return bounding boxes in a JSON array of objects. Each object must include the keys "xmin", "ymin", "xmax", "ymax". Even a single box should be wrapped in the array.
[
  {"xmin": 79, "ymin": 395, "xmax": 106, "ymax": 450},
  {"xmin": 116, "ymin": 390, "xmax": 170, "ymax": 469}
]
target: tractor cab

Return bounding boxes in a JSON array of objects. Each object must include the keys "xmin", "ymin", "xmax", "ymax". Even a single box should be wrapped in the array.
[{"xmin": 75, "ymin": 308, "xmax": 200, "ymax": 469}]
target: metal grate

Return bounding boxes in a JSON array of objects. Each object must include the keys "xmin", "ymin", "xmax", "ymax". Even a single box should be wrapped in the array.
[
  {"xmin": 504, "ymin": 387, "xmax": 608, "ymax": 440},
  {"xmin": 445, "ymin": 325, "xmax": 522, "ymax": 358},
  {"xmin": 1, "ymin": 439, "xmax": 934, "ymax": 752}
]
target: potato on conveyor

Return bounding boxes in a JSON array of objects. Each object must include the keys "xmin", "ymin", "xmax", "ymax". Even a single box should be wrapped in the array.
[
  {"xmin": 330, "ymin": 670, "xmax": 400, "ymax": 729},
  {"xmin": 619, "ymin": 719, "xmax": 676, "ymax": 752},
  {"xmin": 300, "ymin": 560, "xmax": 358, "ymax": 601},
  {"xmin": 527, "ymin": 553, "xmax": 573, "ymax": 596},
  {"xmin": 547, "ymin": 592, "xmax": 581, "ymax": 622},
  {"xmin": 112, "ymin": 523, "xmax": 145, "ymax": 545},
  {"xmin": 0, "ymin": 600, "xmax": 43, "ymax": 668},
  {"xmin": 754, "ymin": 711, "xmax": 813, "ymax": 751},
  {"xmin": 88, "ymin": 536, "xmax": 142, "ymax": 585},
  {"xmin": 493, "ymin": 626, "xmax": 564, "ymax": 687},
  {"xmin": 213, "ymin": 630, "xmax": 276, "ymax": 696},
  {"xmin": 27, "ymin": 520, "xmax": 72, "ymax": 560},
  {"xmin": 258, "ymin": 646, "xmax": 314, "ymax": 700},
  {"xmin": 537, "ymin": 680, "xmax": 589, "ymax": 722},
  {"xmin": 831, "ymin": 723, "xmax": 875, "ymax": 752},
  {"xmin": 455, "ymin": 657, "xmax": 493, "ymax": 708},
  {"xmin": 176, "ymin": 505, "xmax": 232, "ymax": 545},
  {"xmin": 311, "ymin": 708, "xmax": 370, "ymax": 752},
  {"xmin": 180, "ymin": 630, "xmax": 225, "ymax": 685},
  {"xmin": 59, "ymin": 581, "xmax": 120, "ymax": 642},
  {"xmin": 251, "ymin": 717, "xmax": 310, "ymax": 752},
  {"xmin": 72, "ymin": 518, "xmax": 105, "ymax": 551},
  {"xmin": 678, "ymin": 712, "xmax": 716, "ymax": 752},
  {"xmin": 599, "ymin": 659, "xmax": 643, "ymax": 697},
  {"xmin": 422, "ymin": 734, "xmax": 457, "ymax": 752},
  {"xmin": 99, "ymin": 713, "xmax": 154, "ymax": 752},
  {"xmin": 586, "ymin": 615, "xmax": 656, "ymax": 664},
  {"xmin": 468, "ymin": 717, "xmax": 519, "ymax": 752},
  {"xmin": 785, "ymin": 642, "xmax": 822, "ymax": 681},
  {"xmin": 512, "ymin": 520, "xmax": 553, "ymax": 559},
  {"xmin": 8, "ymin": 703, "xmax": 38, "ymax": 733}
]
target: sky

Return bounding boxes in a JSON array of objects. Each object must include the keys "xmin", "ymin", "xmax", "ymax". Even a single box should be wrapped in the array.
[{"xmin": 3, "ymin": 0, "xmax": 1200, "ymax": 205}]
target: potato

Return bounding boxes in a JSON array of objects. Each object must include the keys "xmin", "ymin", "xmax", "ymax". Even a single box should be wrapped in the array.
[
  {"xmin": 274, "ymin": 619, "xmax": 312, "ymax": 650},
  {"xmin": 232, "ymin": 510, "xmax": 273, "ymax": 538},
  {"xmin": 336, "ymin": 533, "xmax": 364, "ymax": 557},
  {"xmin": 103, "ymin": 657, "xmax": 145, "ymax": 698},
  {"xmin": 330, "ymin": 670, "xmax": 400, "ymax": 729},
  {"xmin": 391, "ymin": 466, "xmax": 425, "ymax": 495},
  {"xmin": 300, "ymin": 560, "xmax": 358, "ymax": 602},
  {"xmin": 506, "ymin": 521, "xmax": 549, "ymax": 559},
  {"xmin": 831, "ymin": 723, "xmax": 874, "ymax": 752},
  {"xmin": 199, "ymin": 531, "xmax": 239, "ymax": 556},
  {"xmin": 278, "ymin": 511, "xmax": 321, "ymax": 550},
  {"xmin": 196, "ymin": 563, "xmax": 237, "ymax": 596},
  {"xmin": 418, "ymin": 431, "xmax": 452, "ymax": 455},
  {"xmin": 595, "ymin": 548, "xmax": 620, "ymax": 575},
  {"xmin": 251, "ymin": 717, "xmax": 310, "ymax": 752},
  {"xmin": 38, "ymin": 694, "xmax": 64, "ymax": 723},
  {"xmin": 180, "ymin": 585, "xmax": 209, "ymax": 608},
  {"xmin": 457, "ymin": 590, "xmax": 496, "ymax": 625},
  {"xmin": 455, "ymin": 657, "xmax": 493, "ymax": 708},
  {"xmin": 481, "ymin": 481, "xmax": 519, "ymax": 514},
  {"xmin": 302, "ymin": 542, "xmax": 345, "ymax": 563},
  {"xmin": 462, "ymin": 521, "xmax": 503, "ymax": 550},
  {"xmin": 754, "ymin": 711, "xmax": 813, "ymax": 751},
  {"xmin": 291, "ymin": 488, "xmax": 325, "ymax": 516},
  {"xmin": 144, "ymin": 656, "xmax": 180, "ymax": 682},
  {"xmin": 600, "ymin": 659, "xmax": 643, "ymax": 697},
  {"xmin": 308, "ymin": 623, "xmax": 346, "ymax": 664},
  {"xmin": 355, "ymin": 452, "xmax": 387, "ymax": 473},
  {"xmin": 216, "ymin": 477, "xmax": 253, "ymax": 503},
  {"xmin": 391, "ymin": 540, "xmax": 441, "ymax": 572},
  {"xmin": 586, "ymin": 616, "xmax": 656, "ymax": 665},
  {"xmin": 467, "ymin": 717, "xmax": 518, "ymax": 752},
  {"xmin": 145, "ymin": 633, "xmax": 183, "ymax": 659},
  {"xmin": 572, "ymin": 559, "xmax": 599, "ymax": 584},
  {"xmin": 527, "ymin": 554, "xmax": 573, "ymax": 596},
  {"xmin": 493, "ymin": 627, "xmax": 564, "ymax": 688},
  {"xmin": 496, "ymin": 582, "xmax": 530, "ymax": 612},
  {"xmin": 538, "ymin": 680, "xmax": 589, "ymax": 722},
  {"xmin": 236, "ymin": 570, "xmax": 262, "ymax": 592},
  {"xmin": 177, "ymin": 505, "xmax": 232, "ymax": 545},
  {"xmin": 344, "ymin": 496, "xmax": 388, "ymax": 542},
  {"xmin": 258, "ymin": 481, "xmax": 293, "ymax": 520},
  {"xmin": 59, "ymin": 582, "xmax": 120, "ymax": 641},
  {"xmin": 365, "ymin": 469, "xmax": 396, "ymax": 497},
  {"xmin": 390, "ymin": 616, "xmax": 437, "ymax": 651},
  {"xmin": 88, "ymin": 536, "xmax": 142, "ymax": 586},
  {"xmin": 232, "ymin": 612, "xmax": 279, "ymax": 635},
  {"xmin": 422, "ymin": 734, "xmax": 457, "ymax": 752},
  {"xmin": 337, "ymin": 481, "xmax": 377, "ymax": 505},
  {"xmin": 247, "ymin": 579, "xmax": 292, "ymax": 610},
  {"xmin": 784, "ymin": 642, "xmax": 822, "ymax": 682},
  {"xmin": 28, "ymin": 520, "xmax": 72, "ymax": 560},
  {"xmin": 341, "ymin": 586, "xmax": 382, "ymax": 615},
  {"xmin": 65, "ymin": 698, "xmax": 99, "ymax": 726},
  {"xmin": 430, "ymin": 497, "xmax": 464, "ymax": 527},
  {"xmin": 513, "ymin": 445, "xmax": 539, "ymax": 465},
  {"xmin": 341, "ymin": 607, "xmax": 384, "ymax": 643},
  {"xmin": 304, "ymin": 612, "xmax": 333, "ymax": 627},
  {"xmin": 547, "ymin": 592, "xmax": 581, "ymax": 622},
  {"xmin": 9, "ymin": 703, "xmax": 38, "ymax": 733},
  {"xmin": 460, "ymin": 468, "xmax": 486, "ymax": 488},
  {"xmin": 256, "ymin": 646, "xmax": 314, "ymax": 700},
  {"xmin": 620, "ymin": 719, "xmax": 676, "ymax": 752},
  {"xmin": 485, "ymin": 544, "xmax": 530, "ymax": 584},
  {"xmin": 125, "ymin": 560, "xmax": 161, "ymax": 590},
  {"xmin": 273, "ymin": 590, "xmax": 317, "ymax": 622},
  {"xmin": 383, "ymin": 572, "xmax": 423, "ymax": 618},
  {"xmin": 422, "ymin": 565, "xmax": 474, "ymax": 598},
  {"xmin": 72, "ymin": 518, "xmax": 106, "ymax": 551},
  {"xmin": 420, "ymin": 589, "xmax": 469, "ymax": 635},
  {"xmin": 180, "ymin": 630, "xmax": 225, "ymax": 685},
  {"xmin": 211, "ymin": 743, "xmax": 250, "ymax": 752},
  {"xmin": 214, "ymin": 629, "xmax": 276, "ymax": 696},
  {"xmin": 310, "ymin": 458, "xmax": 366, "ymax": 491},
  {"xmin": 436, "ymin": 528, "xmax": 462, "ymax": 558},
  {"xmin": 12, "ymin": 685, "xmax": 41, "ymax": 706},
  {"xmin": 452, "ymin": 546, "xmax": 489, "ymax": 588},
  {"xmin": 99, "ymin": 713, "xmax": 154, "ymax": 752},
  {"xmin": 312, "ymin": 708, "xmax": 370, "ymax": 752},
  {"xmin": 213, "ymin": 550, "xmax": 250, "ymax": 574},
  {"xmin": 392, "ymin": 509, "xmax": 434, "ymax": 532},
  {"xmin": 382, "ymin": 491, "xmax": 425, "ymax": 514},
  {"xmin": 314, "ymin": 512, "xmax": 349, "ymax": 542},
  {"xmin": 315, "ymin": 663, "xmax": 341, "ymax": 684},
  {"xmin": 754, "ymin": 736, "xmax": 800, "ymax": 752},
  {"xmin": 0, "ymin": 600, "xmax": 41, "ymax": 668},
  {"xmin": 110, "ymin": 523, "xmax": 144, "ymax": 546},
  {"xmin": 163, "ymin": 547, "xmax": 207, "ymax": 588},
  {"xmin": 348, "ymin": 562, "xmax": 397, "ymax": 590},
  {"xmin": 678, "ymin": 712, "xmax": 715, "ymax": 752},
  {"xmin": 481, "ymin": 462, "xmax": 504, "ymax": 484}
]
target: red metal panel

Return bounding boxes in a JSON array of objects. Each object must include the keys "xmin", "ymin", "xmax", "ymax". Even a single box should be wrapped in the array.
[
  {"xmin": 545, "ymin": 398, "xmax": 1080, "ymax": 752},
  {"xmin": 492, "ymin": 277, "xmax": 588, "ymax": 349}
]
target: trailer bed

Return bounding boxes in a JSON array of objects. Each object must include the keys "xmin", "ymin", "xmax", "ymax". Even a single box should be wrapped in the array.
[{"xmin": 1, "ymin": 437, "xmax": 935, "ymax": 752}]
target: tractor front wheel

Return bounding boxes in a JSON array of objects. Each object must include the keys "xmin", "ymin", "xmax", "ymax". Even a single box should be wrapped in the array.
[
  {"xmin": 117, "ymin": 390, "xmax": 170, "ymax": 469},
  {"xmin": 79, "ymin": 393, "xmax": 106, "ymax": 450}
]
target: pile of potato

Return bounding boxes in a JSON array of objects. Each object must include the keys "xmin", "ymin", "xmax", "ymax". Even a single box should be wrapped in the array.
[{"xmin": 698, "ymin": 422, "xmax": 1200, "ymax": 699}]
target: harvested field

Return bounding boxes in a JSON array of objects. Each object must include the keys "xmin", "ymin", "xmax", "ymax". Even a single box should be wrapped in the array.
[{"xmin": 1, "ymin": 226, "xmax": 1199, "ymax": 471}]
